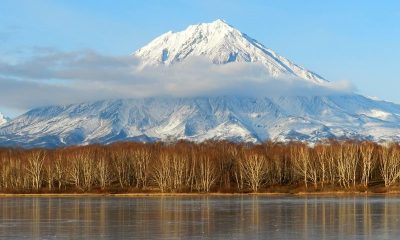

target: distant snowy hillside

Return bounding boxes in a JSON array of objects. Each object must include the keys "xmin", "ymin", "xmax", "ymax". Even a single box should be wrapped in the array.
[
  {"xmin": 0, "ymin": 113, "xmax": 9, "ymax": 126},
  {"xmin": 2, "ymin": 95, "xmax": 400, "ymax": 148}
]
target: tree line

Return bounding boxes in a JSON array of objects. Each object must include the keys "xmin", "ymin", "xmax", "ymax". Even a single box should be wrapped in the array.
[{"xmin": 0, "ymin": 141, "xmax": 400, "ymax": 193}]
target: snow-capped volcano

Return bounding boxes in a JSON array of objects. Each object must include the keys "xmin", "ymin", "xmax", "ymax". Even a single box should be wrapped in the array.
[
  {"xmin": 134, "ymin": 19, "xmax": 325, "ymax": 84},
  {"xmin": 0, "ymin": 20, "xmax": 399, "ymax": 148}
]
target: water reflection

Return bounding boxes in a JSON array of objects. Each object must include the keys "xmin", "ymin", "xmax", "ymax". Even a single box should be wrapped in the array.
[{"xmin": 0, "ymin": 195, "xmax": 400, "ymax": 239}]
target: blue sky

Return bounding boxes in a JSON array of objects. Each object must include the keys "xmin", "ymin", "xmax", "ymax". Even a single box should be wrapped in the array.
[{"xmin": 0, "ymin": 0, "xmax": 399, "ymax": 117}]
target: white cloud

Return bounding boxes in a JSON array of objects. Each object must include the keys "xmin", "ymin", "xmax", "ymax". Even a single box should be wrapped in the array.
[{"xmin": 0, "ymin": 49, "xmax": 354, "ymax": 111}]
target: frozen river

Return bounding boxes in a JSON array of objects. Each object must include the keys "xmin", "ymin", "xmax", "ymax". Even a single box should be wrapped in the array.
[{"xmin": 0, "ymin": 195, "xmax": 400, "ymax": 239}]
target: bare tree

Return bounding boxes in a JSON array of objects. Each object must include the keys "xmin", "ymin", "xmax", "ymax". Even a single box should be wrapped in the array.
[
  {"xmin": 96, "ymin": 154, "xmax": 110, "ymax": 190},
  {"xmin": 380, "ymin": 144, "xmax": 400, "ymax": 187},
  {"xmin": 44, "ymin": 161, "xmax": 55, "ymax": 191},
  {"xmin": 152, "ymin": 151, "xmax": 172, "ymax": 192},
  {"xmin": 325, "ymin": 144, "xmax": 338, "ymax": 186},
  {"xmin": 66, "ymin": 152, "xmax": 82, "ymax": 190},
  {"xmin": 231, "ymin": 146, "xmax": 245, "ymax": 191},
  {"xmin": 335, "ymin": 143, "xmax": 359, "ymax": 188},
  {"xmin": 54, "ymin": 155, "xmax": 65, "ymax": 190},
  {"xmin": 239, "ymin": 151, "xmax": 268, "ymax": 192},
  {"xmin": 359, "ymin": 142, "xmax": 376, "ymax": 187},
  {"xmin": 315, "ymin": 145, "xmax": 327, "ymax": 189},
  {"xmin": 0, "ymin": 154, "xmax": 11, "ymax": 190},
  {"xmin": 81, "ymin": 151, "xmax": 95, "ymax": 191},
  {"xmin": 291, "ymin": 145, "xmax": 318, "ymax": 189},
  {"xmin": 111, "ymin": 150, "xmax": 130, "ymax": 189},
  {"xmin": 25, "ymin": 151, "xmax": 45, "ymax": 191},
  {"xmin": 130, "ymin": 149, "xmax": 151, "ymax": 189},
  {"xmin": 194, "ymin": 155, "xmax": 217, "ymax": 192},
  {"xmin": 171, "ymin": 152, "xmax": 188, "ymax": 191}
]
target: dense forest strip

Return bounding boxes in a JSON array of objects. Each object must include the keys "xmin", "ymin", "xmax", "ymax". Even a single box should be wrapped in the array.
[{"xmin": 0, "ymin": 141, "xmax": 400, "ymax": 194}]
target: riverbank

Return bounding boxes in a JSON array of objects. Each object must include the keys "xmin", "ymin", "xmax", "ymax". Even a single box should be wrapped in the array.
[
  {"xmin": 1, "ymin": 182, "xmax": 400, "ymax": 197},
  {"xmin": 2, "ymin": 190, "xmax": 400, "ymax": 197}
]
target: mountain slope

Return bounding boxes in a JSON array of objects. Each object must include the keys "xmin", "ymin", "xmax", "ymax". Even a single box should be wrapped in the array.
[
  {"xmin": 1, "ymin": 95, "xmax": 400, "ymax": 148},
  {"xmin": 134, "ymin": 19, "xmax": 325, "ymax": 84}
]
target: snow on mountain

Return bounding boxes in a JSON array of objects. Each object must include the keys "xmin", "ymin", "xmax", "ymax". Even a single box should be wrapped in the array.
[
  {"xmin": 0, "ymin": 112, "xmax": 9, "ymax": 126},
  {"xmin": 0, "ymin": 19, "xmax": 399, "ymax": 148},
  {"xmin": 2, "ymin": 95, "xmax": 400, "ymax": 148},
  {"xmin": 134, "ymin": 19, "xmax": 325, "ymax": 84}
]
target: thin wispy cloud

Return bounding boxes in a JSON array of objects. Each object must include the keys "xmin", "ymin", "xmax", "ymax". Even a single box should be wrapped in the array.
[{"xmin": 0, "ymin": 49, "xmax": 354, "ymax": 110}]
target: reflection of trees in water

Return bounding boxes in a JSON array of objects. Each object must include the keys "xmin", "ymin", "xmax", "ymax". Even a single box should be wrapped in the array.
[{"xmin": 1, "ymin": 196, "xmax": 400, "ymax": 238}]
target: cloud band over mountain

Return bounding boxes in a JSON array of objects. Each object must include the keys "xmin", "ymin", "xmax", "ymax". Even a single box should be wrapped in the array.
[{"xmin": 0, "ymin": 49, "xmax": 353, "ymax": 110}]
